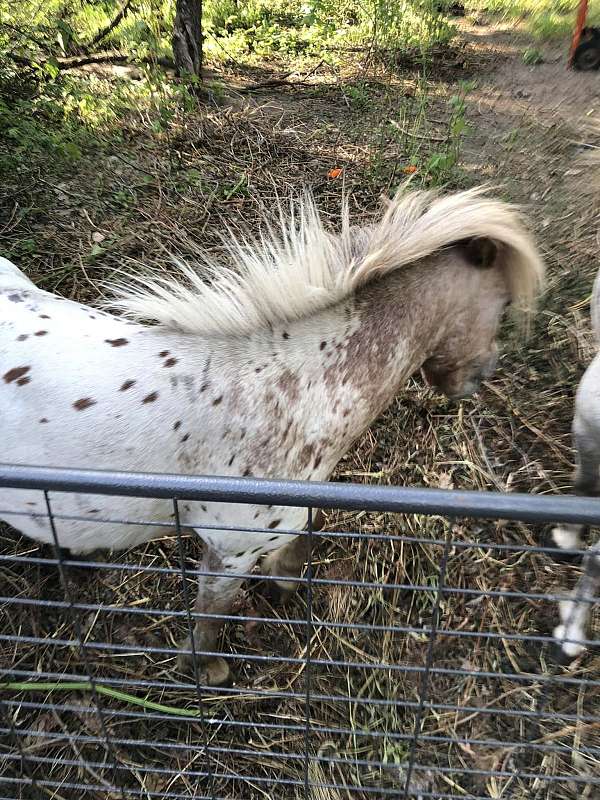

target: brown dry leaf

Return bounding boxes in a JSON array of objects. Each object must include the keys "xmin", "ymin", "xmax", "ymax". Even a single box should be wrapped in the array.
[
  {"xmin": 437, "ymin": 471, "xmax": 454, "ymax": 490},
  {"xmin": 23, "ymin": 712, "xmax": 56, "ymax": 747}
]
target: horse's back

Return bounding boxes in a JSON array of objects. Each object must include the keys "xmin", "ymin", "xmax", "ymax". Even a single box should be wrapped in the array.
[
  {"xmin": 0, "ymin": 283, "xmax": 180, "ymax": 550},
  {"xmin": 0, "ymin": 266, "xmax": 309, "ymax": 556}
]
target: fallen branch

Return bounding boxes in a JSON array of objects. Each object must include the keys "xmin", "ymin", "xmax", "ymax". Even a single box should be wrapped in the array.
[
  {"xmin": 239, "ymin": 59, "xmax": 325, "ymax": 93},
  {"xmin": 7, "ymin": 49, "xmax": 175, "ymax": 71},
  {"xmin": 239, "ymin": 71, "xmax": 294, "ymax": 92},
  {"xmin": 52, "ymin": 51, "xmax": 129, "ymax": 68}
]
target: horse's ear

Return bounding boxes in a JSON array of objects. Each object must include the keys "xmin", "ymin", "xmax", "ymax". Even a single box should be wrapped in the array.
[{"xmin": 460, "ymin": 237, "xmax": 498, "ymax": 269}]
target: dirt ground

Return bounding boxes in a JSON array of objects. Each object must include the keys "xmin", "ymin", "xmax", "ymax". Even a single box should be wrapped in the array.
[{"xmin": 1, "ymin": 15, "xmax": 600, "ymax": 800}]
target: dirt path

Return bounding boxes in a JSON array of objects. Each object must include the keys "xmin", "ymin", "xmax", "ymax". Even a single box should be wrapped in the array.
[
  {"xmin": 460, "ymin": 19, "xmax": 600, "ymax": 273},
  {"xmin": 464, "ymin": 19, "xmax": 600, "ymax": 124}
]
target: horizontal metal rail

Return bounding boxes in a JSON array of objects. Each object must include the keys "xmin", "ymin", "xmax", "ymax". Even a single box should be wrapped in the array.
[
  {"xmin": 1, "ymin": 662, "xmax": 598, "ymax": 724},
  {"xmin": 2, "ymin": 462, "xmax": 600, "ymax": 523},
  {"xmin": 2, "ymin": 594, "xmax": 598, "ymax": 648},
  {"xmin": 0, "ymin": 654, "xmax": 599, "ymax": 712},
  {"xmin": 5, "ymin": 699, "xmax": 600, "ymax": 757},
  {"xmin": 0, "ymin": 776, "xmax": 496, "ymax": 800},
  {"xmin": 0, "ymin": 504, "xmax": 594, "ymax": 558},
  {"xmin": 2, "ymin": 750, "xmax": 598, "ymax": 788},
  {"xmin": 3, "ymin": 553, "xmax": 599, "ymax": 604}
]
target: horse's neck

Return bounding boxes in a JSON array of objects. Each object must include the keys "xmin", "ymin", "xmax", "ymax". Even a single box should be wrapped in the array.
[
  {"xmin": 210, "ymin": 259, "xmax": 459, "ymax": 478},
  {"xmin": 301, "ymin": 266, "xmax": 448, "ymax": 434}
]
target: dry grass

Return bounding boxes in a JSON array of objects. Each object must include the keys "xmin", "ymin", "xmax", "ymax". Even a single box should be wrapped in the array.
[{"xmin": 1, "ymin": 24, "xmax": 600, "ymax": 800}]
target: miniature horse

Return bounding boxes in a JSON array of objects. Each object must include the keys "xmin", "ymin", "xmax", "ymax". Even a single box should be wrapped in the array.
[{"xmin": 0, "ymin": 187, "xmax": 544, "ymax": 685}]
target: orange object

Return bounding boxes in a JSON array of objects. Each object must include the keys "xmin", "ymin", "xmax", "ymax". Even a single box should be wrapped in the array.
[
  {"xmin": 569, "ymin": 0, "xmax": 589, "ymax": 67},
  {"xmin": 402, "ymin": 165, "xmax": 417, "ymax": 174},
  {"xmin": 327, "ymin": 168, "xmax": 343, "ymax": 179}
]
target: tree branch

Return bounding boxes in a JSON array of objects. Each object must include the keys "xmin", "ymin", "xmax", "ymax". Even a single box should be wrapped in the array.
[
  {"xmin": 84, "ymin": 0, "xmax": 134, "ymax": 51},
  {"xmin": 0, "ymin": 21, "xmax": 50, "ymax": 50}
]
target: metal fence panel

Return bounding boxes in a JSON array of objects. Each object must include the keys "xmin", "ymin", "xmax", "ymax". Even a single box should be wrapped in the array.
[{"xmin": 1, "ymin": 464, "xmax": 599, "ymax": 800}]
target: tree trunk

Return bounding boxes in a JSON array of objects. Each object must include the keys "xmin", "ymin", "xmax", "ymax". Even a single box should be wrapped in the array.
[{"xmin": 172, "ymin": 0, "xmax": 203, "ymax": 77}]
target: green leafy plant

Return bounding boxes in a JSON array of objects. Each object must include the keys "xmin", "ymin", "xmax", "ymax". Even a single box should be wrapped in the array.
[
  {"xmin": 523, "ymin": 46, "xmax": 543, "ymax": 65},
  {"xmin": 425, "ymin": 79, "xmax": 474, "ymax": 183}
]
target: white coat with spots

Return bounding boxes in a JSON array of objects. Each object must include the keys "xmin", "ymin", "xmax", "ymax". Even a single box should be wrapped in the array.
[{"xmin": 0, "ymin": 188, "xmax": 544, "ymax": 684}]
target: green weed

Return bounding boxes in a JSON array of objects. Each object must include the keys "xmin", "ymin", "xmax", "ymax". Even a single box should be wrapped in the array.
[
  {"xmin": 343, "ymin": 83, "xmax": 372, "ymax": 110},
  {"xmin": 522, "ymin": 46, "xmax": 544, "ymax": 64},
  {"xmin": 383, "ymin": 78, "xmax": 473, "ymax": 190}
]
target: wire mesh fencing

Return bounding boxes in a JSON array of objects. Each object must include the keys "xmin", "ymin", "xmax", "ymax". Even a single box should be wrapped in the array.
[{"xmin": 0, "ymin": 464, "xmax": 599, "ymax": 800}]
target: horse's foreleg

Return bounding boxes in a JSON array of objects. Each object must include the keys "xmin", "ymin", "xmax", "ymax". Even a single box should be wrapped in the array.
[
  {"xmin": 261, "ymin": 511, "xmax": 324, "ymax": 603},
  {"xmin": 553, "ymin": 539, "xmax": 600, "ymax": 660},
  {"xmin": 177, "ymin": 546, "xmax": 246, "ymax": 686},
  {"xmin": 549, "ymin": 421, "xmax": 600, "ymax": 554}
]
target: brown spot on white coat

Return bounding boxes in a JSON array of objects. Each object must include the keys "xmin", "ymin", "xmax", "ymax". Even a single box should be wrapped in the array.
[
  {"xmin": 4, "ymin": 366, "xmax": 30, "ymax": 383},
  {"xmin": 73, "ymin": 397, "xmax": 96, "ymax": 411}
]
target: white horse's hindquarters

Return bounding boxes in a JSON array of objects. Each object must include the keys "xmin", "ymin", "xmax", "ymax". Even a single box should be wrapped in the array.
[{"xmin": 0, "ymin": 257, "xmax": 36, "ymax": 290}]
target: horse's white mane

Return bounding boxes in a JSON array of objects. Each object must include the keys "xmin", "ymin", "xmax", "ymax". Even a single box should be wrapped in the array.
[{"xmin": 107, "ymin": 186, "xmax": 544, "ymax": 336}]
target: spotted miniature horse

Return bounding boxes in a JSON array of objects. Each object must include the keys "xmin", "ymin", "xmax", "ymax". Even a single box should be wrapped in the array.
[{"xmin": 0, "ymin": 187, "xmax": 544, "ymax": 685}]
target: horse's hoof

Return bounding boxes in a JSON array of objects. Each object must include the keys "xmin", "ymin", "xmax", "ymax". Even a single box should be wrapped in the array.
[
  {"xmin": 176, "ymin": 643, "xmax": 232, "ymax": 687},
  {"xmin": 259, "ymin": 577, "xmax": 299, "ymax": 606},
  {"xmin": 541, "ymin": 527, "xmax": 583, "ymax": 563},
  {"xmin": 203, "ymin": 656, "xmax": 232, "ymax": 687},
  {"xmin": 548, "ymin": 640, "xmax": 583, "ymax": 667},
  {"xmin": 550, "ymin": 623, "xmax": 587, "ymax": 666}
]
